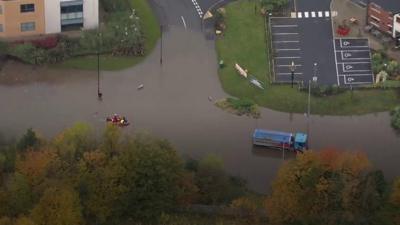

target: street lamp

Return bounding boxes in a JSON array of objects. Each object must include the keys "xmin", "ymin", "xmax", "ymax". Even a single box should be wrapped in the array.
[
  {"xmin": 290, "ymin": 61, "xmax": 296, "ymax": 88},
  {"xmin": 312, "ymin": 62, "xmax": 318, "ymax": 84},
  {"xmin": 97, "ymin": 32, "xmax": 103, "ymax": 100}
]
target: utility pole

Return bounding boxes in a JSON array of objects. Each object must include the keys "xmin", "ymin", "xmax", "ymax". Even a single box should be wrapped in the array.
[{"xmin": 307, "ymin": 80, "xmax": 311, "ymax": 142}]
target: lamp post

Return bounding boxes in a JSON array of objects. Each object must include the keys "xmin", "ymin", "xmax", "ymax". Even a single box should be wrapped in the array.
[
  {"xmin": 97, "ymin": 32, "xmax": 103, "ymax": 100},
  {"xmin": 290, "ymin": 61, "xmax": 296, "ymax": 88}
]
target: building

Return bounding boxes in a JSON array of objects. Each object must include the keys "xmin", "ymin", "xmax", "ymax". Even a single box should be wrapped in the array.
[
  {"xmin": 367, "ymin": 0, "xmax": 400, "ymax": 41},
  {"xmin": 0, "ymin": 0, "xmax": 98, "ymax": 38}
]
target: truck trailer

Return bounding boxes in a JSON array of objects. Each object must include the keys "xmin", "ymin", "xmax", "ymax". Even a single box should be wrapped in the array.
[{"xmin": 252, "ymin": 129, "xmax": 308, "ymax": 152}]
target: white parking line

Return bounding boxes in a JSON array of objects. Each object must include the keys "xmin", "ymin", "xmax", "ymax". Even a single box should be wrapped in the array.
[
  {"xmin": 276, "ymin": 64, "xmax": 302, "ymax": 67},
  {"xmin": 304, "ymin": 12, "xmax": 309, "ymax": 18},
  {"xmin": 336, "ymin": 62, "xmax": 371, "ymax": 64},
  {"xmin": 272, "ymin": 25, "xmax": 298, "ymax": 27},
  {"xmin": 318, "ymin": 11, "xmax": 323, "ymax": 17},
  {"xmin": 325, "ymin": 11, "xmax": 330, "ymax": 17},
  {"xmin": 339, "ymin": 39, "xmax": 369, "ymax": 48},
  {"xmin": 273, "ymin": 41, "xmax": 300, "ymax": 43},
  {"xmin": 273, "ymin": 33, "xmax": 299, "ymax": 35},
  {"xmin": 275, "ymin": 49, "xmax": 301, "ymax": 51},
  {"xmin": 277, "ymin": 72, "xmax": 303, "ymax": 75},
  {"xmin": 311, "ymin": 11, "xmax": 316, "ymax": 17},
  {"xmin": 275, "ymin": 56, "xmax": 301, "ymax": 59},
  {"xmin": 332, "ymin": 39, "xmax": 340, "ymax": 85}
]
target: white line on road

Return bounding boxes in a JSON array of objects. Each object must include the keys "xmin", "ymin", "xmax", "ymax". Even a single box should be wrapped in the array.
[
  {"xmin": 275, "ymin": 49, "xmax": 301, "ymax": 51},
  {"xmin": 181, "ymin": 16, "xmax": 187, "ymax": 29},
  {"xmin": 304, "ymin": 12, "xmax": 309, "ymax": 18},
  {"xmin": 339, "ymin": 74, "xmax": 373, "ymax": 76},
  {"xmin": 273, "ymin": 33, "xmax": 299, "ymax": 35},
  {"xmin": 337, "ymin": 62, "xmax": 371, "ymax": 64},
  {"xmin": 311, "ymin": 11, "xmax": 316, "ymax": 17},
  {"xmin": 277, "ymin": 72, "xmax": 303, "ymax": 75},
  {"xmin": 276, "ymin": 64, "xmax": 302, "ymax": 67},
  {"xmin": 272, "ymin": 25, "xmax": 298, "ymax": 27},
  {"xmin": 274, "ymin": 40, "xmax": 300, "ymax": 43},
  {"xmin": 318, "ymin": 11, "xmax": 323, "ymax": 17},
  {"xmin": 275, "ymin": 56, "xmax": 301, "ymax": 59},
  {"xmin": 297, "ymin": 12, "xmax": 302, "ymax": 18},
  {"xmin": 325, "ymin": 11, "xmax": 330, "ymax": 17}
]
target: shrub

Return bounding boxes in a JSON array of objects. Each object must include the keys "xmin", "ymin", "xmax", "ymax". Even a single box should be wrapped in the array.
[
  {"xmin": 390, "ymin": 106, "xmax": 400, "ymax": 131},
  {"xmin": 306, "ymin": 85, "xmax": 347, "ymax": 97},
  {"xmin": 31, "ymin": 36, "xmax": 59, "ymax": 49},
  {"xmin": 8, "ymin": 43, "xmax": 37, "ymax": 64}
]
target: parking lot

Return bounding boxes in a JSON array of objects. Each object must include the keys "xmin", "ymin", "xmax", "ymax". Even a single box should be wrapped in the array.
[
  {"xmin": 270, "ymin": 18, "xmax": 304, "ymax": 83},
  {"xmin": 270, "ymin": 11, "xmax": 374, "ymax": 87},
  {"xmin": 334, "ymin": 38, "xmax": 374, "ymax": 86}
]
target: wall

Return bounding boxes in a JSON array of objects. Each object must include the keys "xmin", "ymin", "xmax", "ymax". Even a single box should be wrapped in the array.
[
  {"xmin": 0, "ymin": 0, "xmax": 46, "ymax": 38},
  {"xmin": 394, "ymin": 13, "xmax": 400, "ymax": 38},
  {"xmin": 83, "ymin": 0, "xmax": 98, "ymax": 29},
  {"xmin": 44, "ymin": 0, "xmax": 61, "ymax": 33}
]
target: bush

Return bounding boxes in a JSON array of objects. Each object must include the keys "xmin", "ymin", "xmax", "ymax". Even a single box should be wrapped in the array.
[
  {"xmin": 100, "ymin": 0, "xmax": 130, "ymax": 12},
  {"xmin": 390, "ymin": 106, "xmax": 400, "ymax": 131},
  {"xmin": 304, "ymin": 85, "xmax": 347, "ymax": 97}
]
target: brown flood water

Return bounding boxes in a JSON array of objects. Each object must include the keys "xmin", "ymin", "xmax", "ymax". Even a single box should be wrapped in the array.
[{"xmin": 0, "ymin": 27, "xmax": 399, "ymax": 193}]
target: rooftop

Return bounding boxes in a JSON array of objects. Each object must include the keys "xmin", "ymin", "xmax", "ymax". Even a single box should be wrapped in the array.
[{"xmin": 371, "ymin": 0, "xmax": 400, "ymax": 13}]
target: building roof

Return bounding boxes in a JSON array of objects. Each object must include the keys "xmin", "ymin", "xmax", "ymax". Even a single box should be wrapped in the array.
[{"xmin": 371, "ymin": 0, "xmax": 400, "ymax": 13}]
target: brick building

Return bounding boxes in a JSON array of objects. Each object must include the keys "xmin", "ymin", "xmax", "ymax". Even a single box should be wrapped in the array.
[{"xmin": 367, "ymin": 0, "xmax": 400, "ymax": 42}]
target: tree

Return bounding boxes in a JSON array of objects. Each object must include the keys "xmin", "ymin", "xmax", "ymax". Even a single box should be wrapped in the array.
[
  {"xmin": 195, "ymin": 154, "xmax": 230, "ymax": 204},
  {"xmin": 391, "ymin": 106, "xmax": 400, "ymax": 131},
  {"xmin": 100, "ymin": 125, "xmax": 121, "ymax": 156},
  {"xmin": 116, "ymin": 134, "xmax": 184, "ymax": 222},
  {"xmin": 265, "ymin": 149, "xmax": 384, "ymax": 225},
  {"xmin": 16, "ymin": 129, "xmax": 39, "ymax": 152},
  {"xmin": 5, "ymin": 173, "xmax": 33, "ymax": 216},
  {"xmin": 14, "ymin": 216, "xmax": 36, "ymax": 225},
  {"xmin": 31, "ymin": 187, "xmax": 83, "ymax": 225}
]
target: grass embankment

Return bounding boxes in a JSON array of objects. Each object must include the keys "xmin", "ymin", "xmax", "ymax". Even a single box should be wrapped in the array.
[
  {"xmin": 216, "ymin": 0, "xmax": 400, "ymax": 115},
  {"xmin": 57, "ymin": 0, "xmax": 160, "ymax": 71},
  {"xmin": 215, "ymin": 98, "xmax": 261, "ymax": 118}
]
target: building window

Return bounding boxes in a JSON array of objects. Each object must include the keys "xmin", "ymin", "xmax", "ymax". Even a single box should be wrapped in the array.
[
  {"xmin": 20, "ymin": 4, "xmax": 35, "ymax": 13},
  {"xmin": 60, "ymin": 0, "xmax": 84, "ymax": 31},
  {"xmin": 20, "ymin": 22, "xmax": 35, "ymax": 32},
  {"xmin": 0, "ymin": 24, "xmax": 3, "ymax": 32}
]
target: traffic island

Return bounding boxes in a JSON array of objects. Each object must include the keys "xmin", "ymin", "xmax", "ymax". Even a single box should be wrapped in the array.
[{"xmin": 215, "ymin": 98, "xmax": 261, "ymax": 119}]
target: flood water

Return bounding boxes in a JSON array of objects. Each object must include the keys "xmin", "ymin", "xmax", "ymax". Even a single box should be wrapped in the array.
[{"xmin": 1, "ymin": 26, "xmax": 400, "ymax": 193}]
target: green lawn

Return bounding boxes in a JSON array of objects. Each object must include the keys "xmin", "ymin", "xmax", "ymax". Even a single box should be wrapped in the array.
[
  {"xmin": 216, "ymin": 0, "xmax": 400, "ymax": 115},
  {"xmin": 56, "ymin": 0, "xmax": 160, "ymax": 71}
]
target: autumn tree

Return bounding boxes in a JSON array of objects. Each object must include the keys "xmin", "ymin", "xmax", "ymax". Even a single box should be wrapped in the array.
[
  {"xmin": 266, "ymin": 149, "xmax": 387, "ymax": 225},
  {"xmin": 31, "ymin": 187, "xmax": 83, "ymax": 225},
  {"xmin": 4, "ymin": 173, "xmax": 33, "ymax": 216}
]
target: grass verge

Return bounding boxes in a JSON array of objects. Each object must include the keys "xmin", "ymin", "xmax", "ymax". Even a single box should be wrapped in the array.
[
  {"xmin": 215, "ymin": 98, "xmax": 261, "ymax": 118},
  {"xmin": 215, "ymin": 0, "xmax": 400, "ymax": 115},
  {"xmin": 55, "ymin": 0, "xmax": 160, "ymax": 71}
]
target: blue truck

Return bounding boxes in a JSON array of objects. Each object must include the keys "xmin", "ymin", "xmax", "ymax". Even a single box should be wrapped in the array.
[{"xmin": 252, "ymin": 129, "xmax": 308, "ymax": 152}]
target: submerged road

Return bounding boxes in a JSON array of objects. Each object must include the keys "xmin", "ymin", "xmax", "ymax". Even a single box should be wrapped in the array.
[{"xmin": 1, "ymin": 0, "xmax": 400, "ymax": 193}]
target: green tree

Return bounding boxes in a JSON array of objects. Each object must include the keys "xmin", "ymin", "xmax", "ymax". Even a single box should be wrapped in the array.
[
  {"xmin": 195, "ymin": 154, "xmax": 230, "ymax": 204},
  {"xmin": 17, "ymin": 129, "xmax": 39, "ymax": 152},
  {"xmin": 101, "ymin": 125, "xmax": 121, "ymax": 156},
  {"xmin": 116, "ymin": 134, "xmax": 184, "ymax": 222},
  {"xmin": 5, "ymin": 173, "xmax": 33, "ymax": 216},
  {"xmin": 15, "ymin": 216, "xmax": 36, "ymax": 225},
  {"xmin": 31, "ymin": 187, "xmax": 83, "ymax": 225}
]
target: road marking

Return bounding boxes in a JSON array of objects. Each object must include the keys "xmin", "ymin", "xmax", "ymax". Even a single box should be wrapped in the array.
[
  {"xmin": 272, "ymin": 25, "xmax": 298, "ymax": 27},
  {"xmin": 318, "ymin": 11, "xmax": 323, "ymax": 17},
  {"xmin": 325, "ymin": 11, "xmax": 330, "ymax": 17},
  {"xmin": 339, "ymin": 74, "xmax": 373, "ymax": 77},
  {"xmin": 304, "ymin": 12, "xmax": 309, "ymax": 18},
  {"xmin": 311, "ymin": 11, "xmax": 316, "ymax": 17},
  {"xmin": 273, "ymin": 40, "xmax": 300, "ymax": 43},
  {"xmin": 277, "ymin": 72, "xmax": 303, "ymax": 75},
  {"xmin": 297, "ymin": 12, "xmax": 302, "ymax": 18},
  {"xmin": 337, "ymin": 61, "xmax": 371, "ymax": 64},
  {"xmin": 276, "ymin": 64, "xmax": 302, "ymax": 67},
  {"xmin": 191, "ymin": 0, "xmax": 203, "ymax": 18},
  {"xmin": 342, "ymin": 64, "xmax": 371, "ymax": 72},
  {"xmin": 273, "ymin": 33, "xmax": 299, "ymax": 35},
  {"xmin": 275, "ymin": 49, "xmax": 301, "ymax": 51},
  {"xmin": 332, "ymin": 39, "xmax": 340, "ymax": 85},
  {"xmin": 275, "ymin": 56, "xmax": 301, "ymax": 59},
  {"xmin": 181, "ymin": 16, "xmax": 187, "ymax": 29}
]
